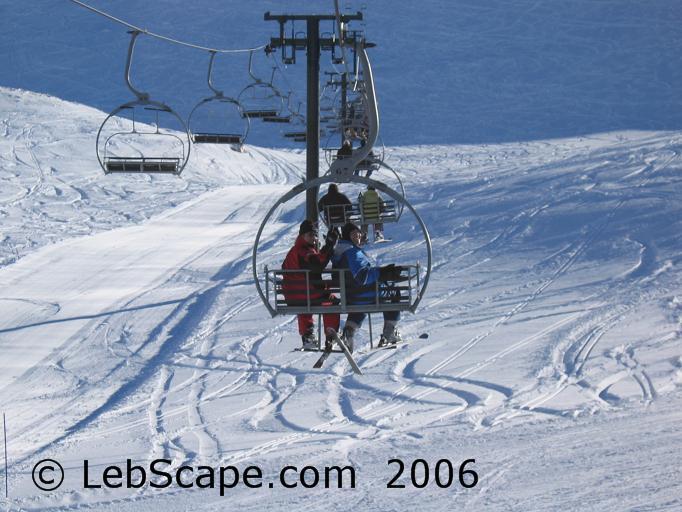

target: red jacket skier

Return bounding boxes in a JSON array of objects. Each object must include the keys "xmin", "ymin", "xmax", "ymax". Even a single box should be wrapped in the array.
[{"xmin": 282, "ymin": 220, "xmax": 340, "ymax": 349}]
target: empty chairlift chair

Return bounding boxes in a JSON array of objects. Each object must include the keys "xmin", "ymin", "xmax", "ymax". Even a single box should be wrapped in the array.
[
  {"xmin": 188, "ymin": 51, "xmax": 250, "ymax": 148},
  {"xmin": 238, "ymin": 51, "xmax": 287, "ymax": 121},
  {"xmin": 96, "ymin": 31, "xmax": 190, "ymax": 176}
]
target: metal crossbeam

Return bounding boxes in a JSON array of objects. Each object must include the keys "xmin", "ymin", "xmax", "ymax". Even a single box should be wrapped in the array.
[{"xmin": 264, "ymin": 12, "xmax": 362, "ymax": 22}]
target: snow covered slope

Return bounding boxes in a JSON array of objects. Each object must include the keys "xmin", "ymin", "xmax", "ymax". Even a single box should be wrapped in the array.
[
  {"xmin": 0, "ymin": 88, "xmax": 681, "ymax": 510},
  {"xmin": 0, "ymin": 87, "xmax": 303, "ymax": 266}
]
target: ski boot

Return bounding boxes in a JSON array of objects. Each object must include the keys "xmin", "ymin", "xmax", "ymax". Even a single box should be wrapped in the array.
[
  {"xmin": 324, "ymin": 327, "xmax": 337, "ymax": 352},
  {"xmin": 301, "ymin": 329, "xmax": 319, "ymax": 351},
  {"xmin": 378, "ymin": 325, "xmax": 402, "ymax": 347},
  {"xmin": 342, "ymin": 323, "xmax": 358, "ymax": 354}
]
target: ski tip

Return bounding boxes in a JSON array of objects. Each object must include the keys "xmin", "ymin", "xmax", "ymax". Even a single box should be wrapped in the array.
[{"xmin": 419, "ymin": 333, "xmax": 429, "ymax": 339}]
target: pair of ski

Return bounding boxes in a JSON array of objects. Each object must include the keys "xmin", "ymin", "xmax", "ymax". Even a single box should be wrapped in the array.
[
  {"xmin": 311, "ymin": 336, "xmax": 407, "ymax": 374},
  {"xmin": 300, "ymin": 333, "xmax": 427, "ymax": 375},
  {"xmin": 312, "ymin": 331, "xmax": 362, "ymax": 375}
]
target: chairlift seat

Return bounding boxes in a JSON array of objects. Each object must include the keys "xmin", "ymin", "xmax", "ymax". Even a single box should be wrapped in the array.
[
  {"xmin": 104, "ymin": 157, "xmax": 180, "ymax": 175},
  {"xmin": 242, "ymin": 110, "xmax": 279, "ymax": 119},
  {"xmin": 324, "ymin": 200, "xmax": 398, "ymax": 227},
  {"xmin": 192, "ymin": 133, "xmax": 243, "ymax": 144},
  {"xmin": 284, "ymin": 131, "xmax": 307, "ymax": 138},
  {"xmin": 263, "ymin": 116, "xmax": 292, "ymax": 124},
  {"xmin": 266, "ymin": 266, "xmax": 419, "ymax": 315}
]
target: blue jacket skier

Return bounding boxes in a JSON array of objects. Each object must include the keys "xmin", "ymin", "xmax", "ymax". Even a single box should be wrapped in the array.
[{"xmin": 331, "ymin": 222, "xmax": 404, "ymax": 350}]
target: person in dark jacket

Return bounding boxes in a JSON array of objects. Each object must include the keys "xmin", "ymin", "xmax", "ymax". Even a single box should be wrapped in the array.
[
  {"xmin": 318, "ymin": 183, "xmax": 352, "ymax": 227},
  {"xmin": 336, "ymin": 139, "xmax": 353, "ymax": 158},
  {"xmin": 331, "ymin": 222, "xmax": 405, "ymax": 350},
  {"xmin": 282, "ymin": 220, "xmax": 340, "ymax": 350}
]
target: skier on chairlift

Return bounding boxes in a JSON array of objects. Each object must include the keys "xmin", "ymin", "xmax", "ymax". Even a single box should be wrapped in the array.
[
  {"xmin": 332, "ymin": 222, "xmax": 405, "ymax": 351},
  {"xmin": 318, "ymin": 183, "xmax": 352, "ymax": 227},
  {"xmin": 359, "ymin": 185, "xmax": 385, "ymax": 242},
  {"xmin": 282, "ymin": 220, "xmax": 340, "ymax": 350},
  {"xmin": 336, "ymin": 139, "xmax": 353, "ymax": 158}
]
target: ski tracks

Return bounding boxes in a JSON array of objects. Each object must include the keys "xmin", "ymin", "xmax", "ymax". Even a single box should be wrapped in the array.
[
  {"xmin": 234, "ymin": 139, "xmax": 680, "ymax": 460},
  {"xmin": 315, "ymin": 138, "xmax": 682, "ymax": 434}
]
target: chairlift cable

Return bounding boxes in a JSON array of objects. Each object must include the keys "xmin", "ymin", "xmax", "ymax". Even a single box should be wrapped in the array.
[{"xmin": 69, "ymin": 0, "xmax": 267, "ymax": 54}]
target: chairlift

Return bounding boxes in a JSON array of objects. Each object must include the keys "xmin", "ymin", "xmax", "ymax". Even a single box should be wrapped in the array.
[
  {"xmin": 238, "ymin": 51, "xmax": 287, "ymax": 120},
  {"xmin": 321, "ymin": 167, "xmax": 405, "ymax": 229},
  {"xmin": 252, "ymin": 174, "xmax": 432, "ymax": 318},
  {"xmin": 261, "ymin": 69, "xmax": 293, "ymax": 124},
  {"xmin": 187, "ymin": 51, "xmax": 250, "ymax": 149},
  {"xmin": 283, "ymin": 97, "xmax": 307, "ymax": 140},
  {"xmin": 96, "ymin": 31, "xmax": 190, "ymax": 176},
  {"xmin": 325, "ymin": 134, "xmax": 406, "ymax": 220},
  {"xmin": 319, "ymin": 78, "xmax": 338, "ymax": 114}
]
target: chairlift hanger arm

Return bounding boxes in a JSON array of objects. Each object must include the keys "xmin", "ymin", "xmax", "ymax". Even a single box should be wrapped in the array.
[
  {"xmin": 206, "ymin": 50, "xmax": 223, "ymax": 97},
  {"xmin": 125, "ymin": 30, "xmax": 149, "ymax": 101},
  {"xmin": 247, "ymin": 50, "xmax": 263, "ymax": 84}
]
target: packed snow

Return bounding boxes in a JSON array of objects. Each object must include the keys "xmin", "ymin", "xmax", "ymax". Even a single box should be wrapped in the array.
[
  {"xmin": 1, "ymin": 87, "xmax": 680, "ymax": 510},
  {"xmin": 1, "ymin": 0, "xmax": 681, "ymax": 510}
]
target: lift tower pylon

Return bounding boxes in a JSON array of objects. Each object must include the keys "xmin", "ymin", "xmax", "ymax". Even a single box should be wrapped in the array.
[{"xmin": 264, "ymin": 11, "xmax": 368, "ymax": 224}]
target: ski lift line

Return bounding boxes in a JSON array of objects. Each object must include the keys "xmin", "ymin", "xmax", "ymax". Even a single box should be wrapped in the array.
[{"xmin": 68, "ymin": 0, "xmax": 267, "ymax": 54}]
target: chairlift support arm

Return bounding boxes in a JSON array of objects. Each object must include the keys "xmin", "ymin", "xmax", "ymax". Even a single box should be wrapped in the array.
[
  {"xmin": 206, "ymin": 50, "xmax": 223, "ymax": 97},
  {"xmin": 125, "ymin": 30, "xmax": 149, "ymax": 101}
]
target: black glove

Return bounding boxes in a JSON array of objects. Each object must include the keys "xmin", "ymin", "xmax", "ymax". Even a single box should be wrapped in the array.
[
  {"xmin": 379, "ymin": 264, "xmax": 398, "ymax": 282},
  {"xmin": 380, "ymin": 264, "xmax": 407, "ymax": 282},
  {"xmin": 323, "ymin": 228, "xmax": 339, "ymax": 252},
  {"xmin": 326, "ymin": 227, "xmax": 339, "ymax": 244}
]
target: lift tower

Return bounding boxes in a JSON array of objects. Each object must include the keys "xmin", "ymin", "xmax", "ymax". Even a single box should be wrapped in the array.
[{"xmin": 264, "ymin": 11, "xmax": 367, "ymax": 224}]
